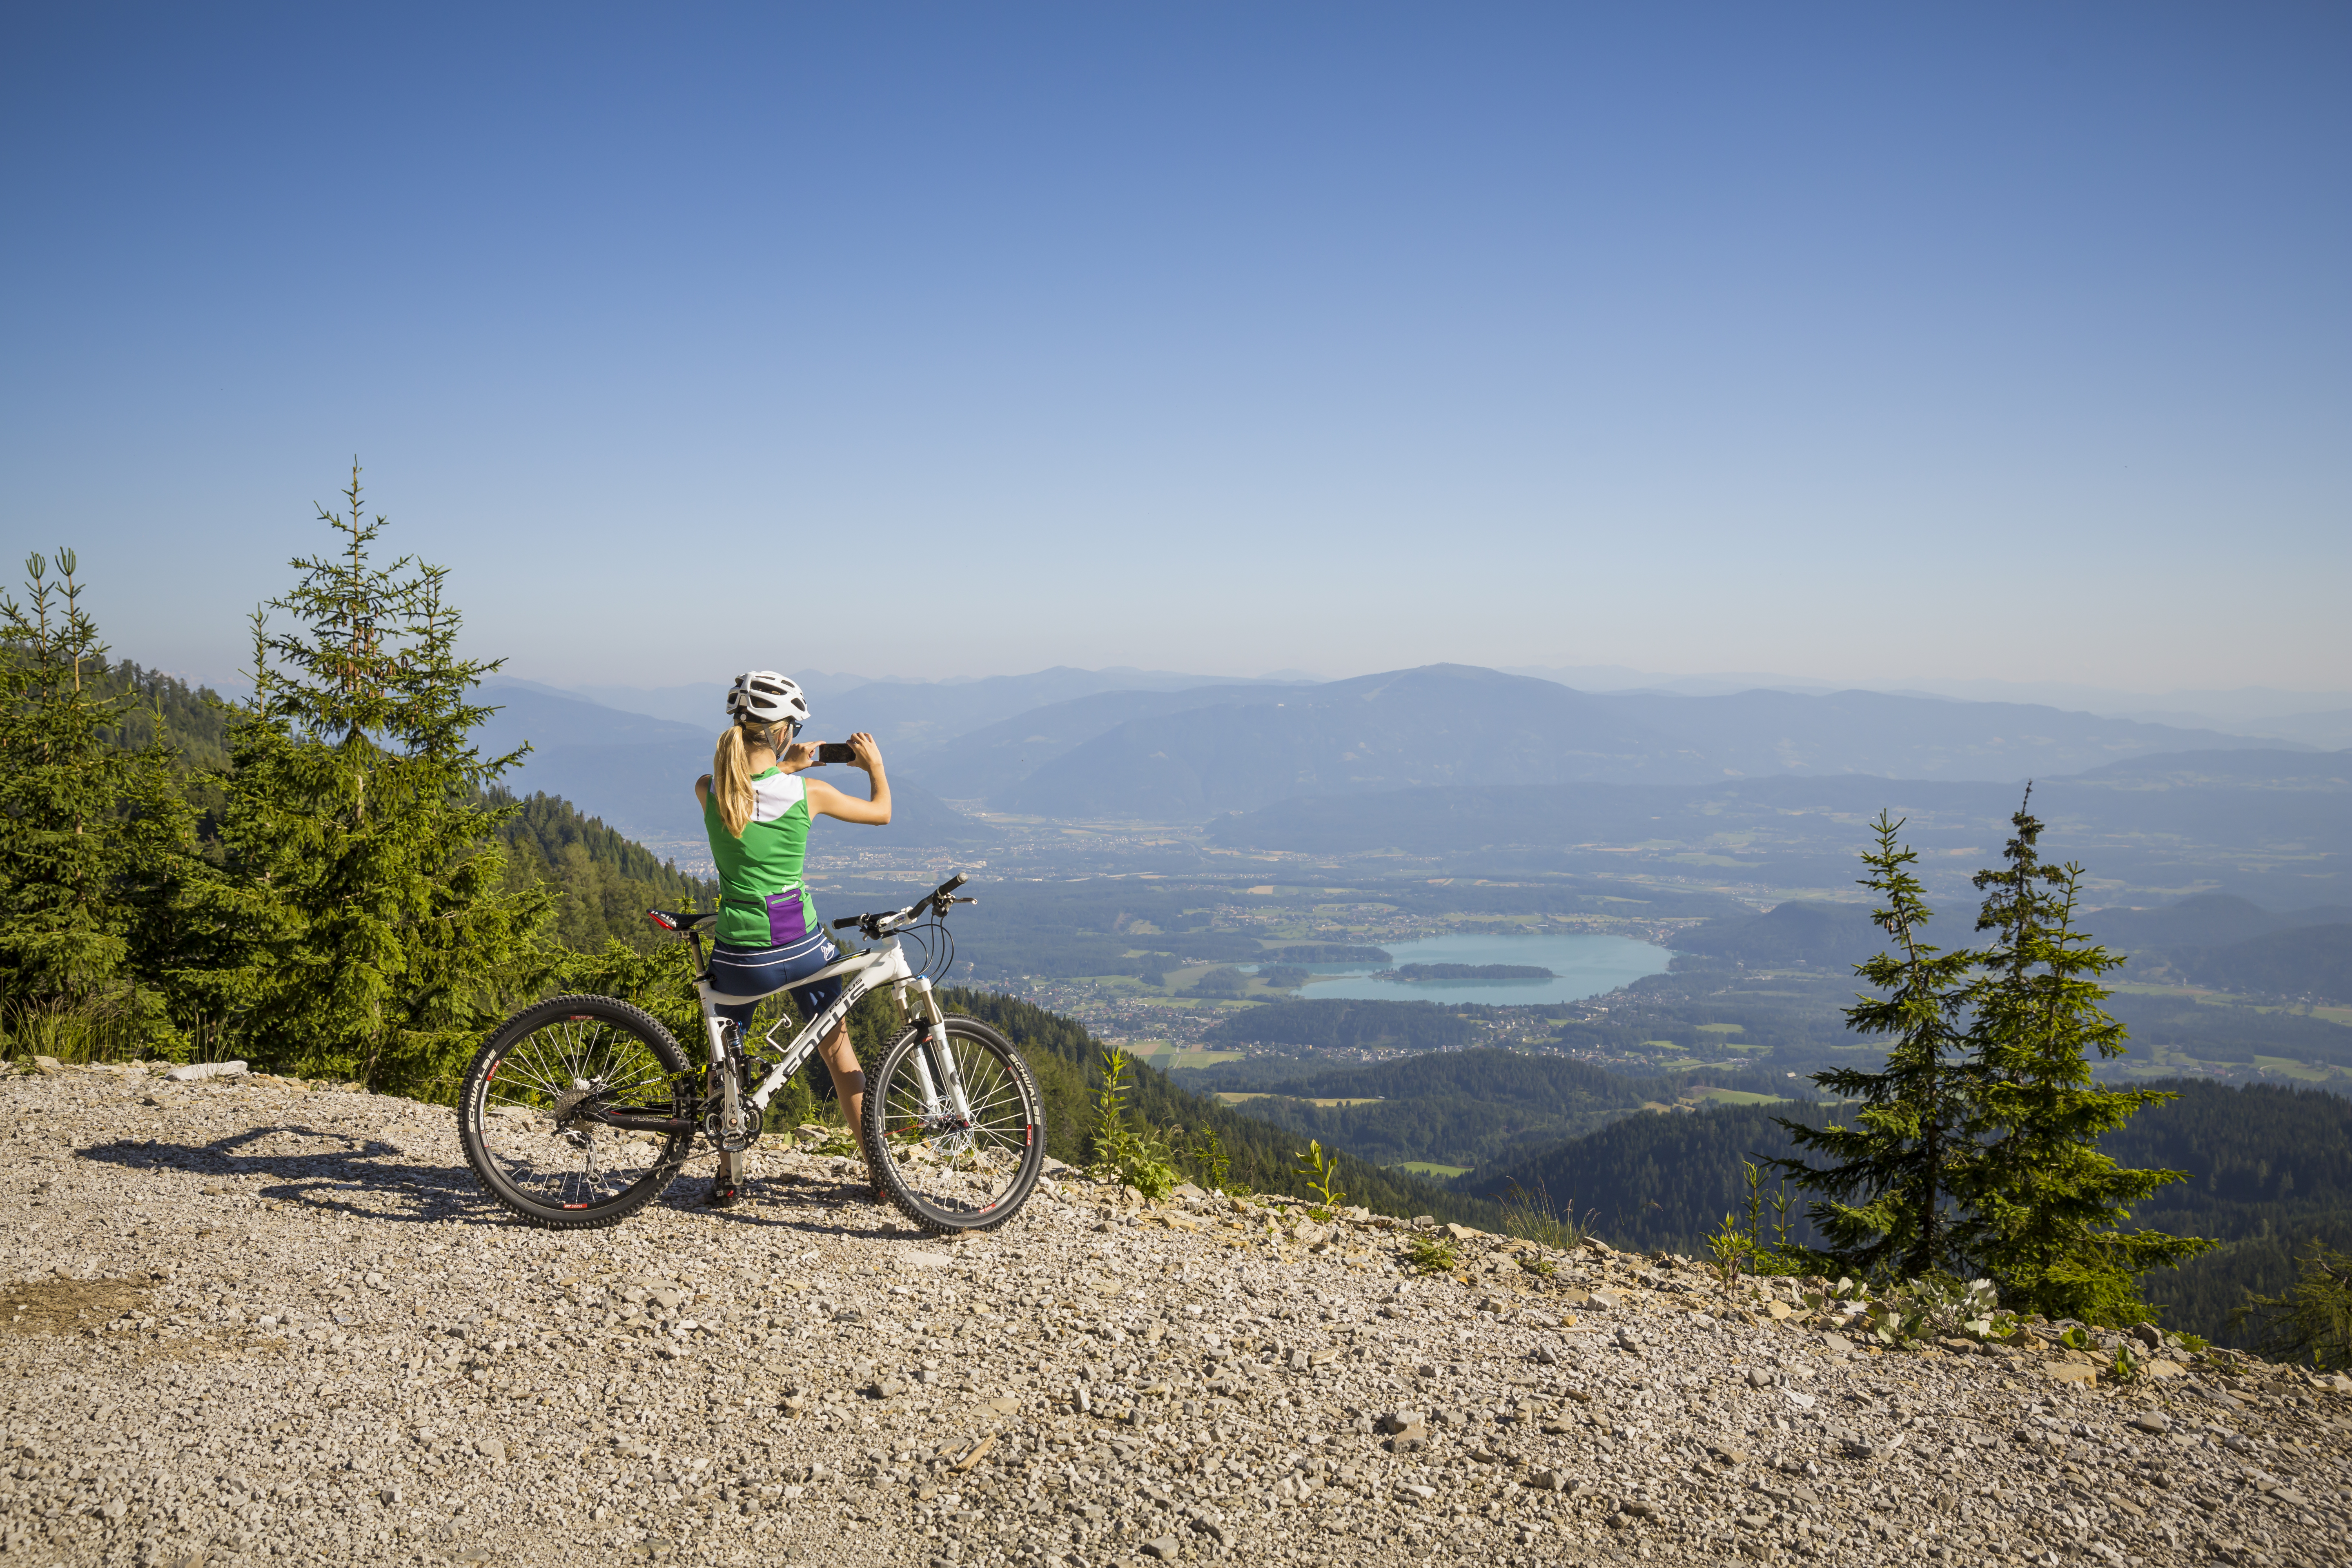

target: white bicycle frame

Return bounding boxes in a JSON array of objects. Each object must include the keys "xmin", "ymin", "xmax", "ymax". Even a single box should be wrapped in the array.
[{"xmin": 693, "ymin": 932, "xmax": 975, "ymax": 1184}]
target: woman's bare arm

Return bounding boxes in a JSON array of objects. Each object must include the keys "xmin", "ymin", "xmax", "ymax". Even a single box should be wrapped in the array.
[{"xmin": 805, "ymin": 732, "xmax": 891, "ymax": 826}]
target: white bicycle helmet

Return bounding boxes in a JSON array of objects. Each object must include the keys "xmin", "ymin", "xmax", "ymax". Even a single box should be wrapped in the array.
[{"xmin": 725, "ymin": 670, "xmax": 810, "ymax": 730}]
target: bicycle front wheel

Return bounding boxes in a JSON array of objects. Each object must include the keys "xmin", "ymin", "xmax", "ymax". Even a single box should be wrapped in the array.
[
  {"xmin": 458, "ymin": 993, "xmax": 695, "ymax": 1229},
  {"xmin": 864, "ymin": 1016, "xmax": 1046, "ymax": 1234}
]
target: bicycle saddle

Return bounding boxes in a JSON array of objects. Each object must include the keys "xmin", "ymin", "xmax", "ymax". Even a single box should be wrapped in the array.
[{"xmin": 644, "ymin": 909, "xmax": 717, "ymax": 934}]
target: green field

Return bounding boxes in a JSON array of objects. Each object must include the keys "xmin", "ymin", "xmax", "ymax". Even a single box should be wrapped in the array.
[
  {"xmin": 1688, "ymin": 1087, "xmax": 1790, "ymax": 1106},
  {"xmin": 1391, "ymin": 1160, "xmax": 1471, "ymax": 1179},
  {"xmin": 1215, "ymin": 1091, "xmax": 1382, "ymax": 1107},
  {"xmin": 1134, "ymin": 1047, "xmax": 1245, "ymax": 1069}
]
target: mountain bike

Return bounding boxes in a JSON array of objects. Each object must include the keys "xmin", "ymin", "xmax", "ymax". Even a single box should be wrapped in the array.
[{"xmin": 455, "ymin": 873, "xmax": 1046, "ymax": 1235}]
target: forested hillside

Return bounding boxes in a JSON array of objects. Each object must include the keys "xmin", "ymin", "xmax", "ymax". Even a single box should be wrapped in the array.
[
  {"xmin": 75, "ymin": 661, "xmax": 721, "ymax": 959},
  {"xmin": 85, "ymin": 659, "xmax": 235, "ymax": 771},
  {"xmin": 932, "ymin": 990, "xmax": 1506, "ymax": 1229},
  {"xmin": 1548, "ymin": 962, "xmax": 1852, "ymax": 1070},
  {"xmin": 1198, "ymin": 1047, "xmax": 1672, "ymax": 1169},
  {"xmin": 1461, "ymin": 1102, "xmax": 1839, "ymax": 1255},
  {"xmin": 490, "ymin": 790, "xmax": 718, "ymax": 952},
  {"xmin": 2103, "ymin": 992, "xmax": 2352, "ymax": 1069},
  {"xmin": 1672, "ymin": 900, "xmax": 1882, "ymax": 969},
  {"xmin": 2099, "ymin": 1080, "xmax": 2352, "ymax": 1345},
  {"xmin": 1452, "ymin": 1078, "xmax": 2352, "ymax": 1348},
  {"xmin": 2188, "ymin": 924, "xmax": 2352, "ymax": 1004}
]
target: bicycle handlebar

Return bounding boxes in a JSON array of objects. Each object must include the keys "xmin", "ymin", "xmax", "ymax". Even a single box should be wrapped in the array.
[{"xmin": 831, "ymin": 872, "xmax": 975, "ymax": 938}]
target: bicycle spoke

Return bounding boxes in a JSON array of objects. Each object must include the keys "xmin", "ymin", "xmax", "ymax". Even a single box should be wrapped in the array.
[
  {"xmin": 867, "ymin": 1018, "xmax": 1045, "ymax": 1233},
  {"xmin": 459, "ymin": 996, "xmax": 693, "ymax": 1229}
]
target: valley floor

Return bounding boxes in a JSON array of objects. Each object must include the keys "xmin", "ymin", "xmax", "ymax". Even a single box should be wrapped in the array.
[{"xmin": 4, "ymin": 1065, "xmax": 2350, "ymax": 1568}]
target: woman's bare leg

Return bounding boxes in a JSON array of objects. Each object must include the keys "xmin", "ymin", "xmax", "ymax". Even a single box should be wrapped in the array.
[{"xmin": 817, "ymin": 1022, "xmax": 873, "ymax": 1185}]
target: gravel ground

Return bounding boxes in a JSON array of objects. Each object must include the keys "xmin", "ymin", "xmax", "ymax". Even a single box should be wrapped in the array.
[{"xmin": 5, "ymin": 1060, "xmax": 2352, "ymax": 1568}]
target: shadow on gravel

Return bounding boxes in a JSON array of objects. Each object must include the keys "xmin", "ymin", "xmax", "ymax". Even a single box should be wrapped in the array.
[
  {"xmin": 76, "ymin": 1126, "xmax": 485, "ymax": 1226},
  {"xmin": 648, "ymin": 1172, "xmax": 920, "ymax": 1242},
  {"xmin": 81, "ymin": 1133, "xmax": 939, "ymax": 1241}
]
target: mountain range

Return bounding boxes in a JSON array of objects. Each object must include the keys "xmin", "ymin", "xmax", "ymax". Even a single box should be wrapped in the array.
[
  {"xmin": 1210, "ymin": 745, "xmax": 2352, "ymax": 906},
  {"xmin": 906, "ymin": 664, "xmax": 2298, "ymax": 816},
  {"xmin": 1673, "ymin": 891, "xmax": 2352, "ymax": 1001},
  {"xmin": 475, "ymin": 682, "xmax": 996, "ymax": 849},
  {"xmin": 480, "ymin": 664, "xmax": 2331, "ymax": 859}
]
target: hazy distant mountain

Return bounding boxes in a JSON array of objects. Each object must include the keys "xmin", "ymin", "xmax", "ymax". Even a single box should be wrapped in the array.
[
  {"xmin": 992, "ymin": 666, "xmax": 1696, "ymax": 817},
  {"xmin": 481, "ymin": 680, "xmax": 713, "ymax": 749},
  {"xmin": 530, "ymin": 666, "xmax": 1298, "ymax": 745},
  {"xmin": 2189, "ymin": 924, "xmax": 2352, "ymax": 1002},
  {"xmin": 477, "ymin": 680, "xmax": 993, "ymax": 848},
  {"xmin": 2087, "ymin": 893, "xmax": 2352, "ymax": 953},
  {"xmin": 898, "ymin": 683, "xmax": 1320, "ymax": 801},
  {"xmin": 1591, "ymin": 687, "xmax": 2293, "ymax": 779},
  {"xmin": 1506, "ymin": 665, "xmax": 2352, "ymax": 738},
  {"xmin": 2082, "ymin": 892, "xmax": 2352, "ymax": 1001},
  {"xmin": 1673, "ymin": 901, "xmax": 1885, "ymax": 969},
  {"xmin": 991, "ymin": 664, "xmax": 2298, "ymax": 819},
  {"xmin": 1207, "ymin": 748, "xmax": 2352, "ymax": 906}
]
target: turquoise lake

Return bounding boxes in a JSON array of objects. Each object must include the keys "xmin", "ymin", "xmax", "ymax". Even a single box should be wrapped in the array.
[{"xmin": 1244, "ymin": 931, "xmax": 1675, "ymax": 1007}]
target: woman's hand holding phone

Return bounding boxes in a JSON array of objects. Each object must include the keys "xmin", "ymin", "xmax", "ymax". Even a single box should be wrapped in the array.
[{"xmin": 814, "ymin": 734, "xmax": 881, "ymax": 771}]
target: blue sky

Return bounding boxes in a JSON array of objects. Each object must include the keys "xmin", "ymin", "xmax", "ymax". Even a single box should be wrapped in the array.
[{"xmin": 4, "ymin": 4, "xmax": 2346, "ymax": 695}]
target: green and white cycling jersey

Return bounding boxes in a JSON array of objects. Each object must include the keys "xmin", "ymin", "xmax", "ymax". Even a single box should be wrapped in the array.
[{"xmin": 703, "ymin": 767, "xmax": 822, "ymax": 949}]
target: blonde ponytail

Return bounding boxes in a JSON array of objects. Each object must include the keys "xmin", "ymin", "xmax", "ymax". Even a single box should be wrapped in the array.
[{"xmin": 712, "ymin": 720, "xmax": 770, "ymax": 837}]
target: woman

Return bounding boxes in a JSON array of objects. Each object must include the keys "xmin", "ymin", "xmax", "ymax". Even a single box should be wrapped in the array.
[{"xmin": 695, "ymin": 669, "xmax": 891, "ymax": 1208}]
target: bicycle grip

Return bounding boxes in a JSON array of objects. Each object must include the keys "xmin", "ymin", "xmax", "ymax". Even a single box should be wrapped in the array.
[
  {"xmin": 940, "ymin": 873, "xmax": 968, "ymax": 895},
  {"xmin": 830, "ymin": 915, "xmax": 864, "ymax": 931}
]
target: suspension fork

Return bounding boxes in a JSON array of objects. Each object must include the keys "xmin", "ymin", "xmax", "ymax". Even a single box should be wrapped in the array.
[{"xmin": 899, "ymin": 978, "xmax": 973, "ymax": 1126}]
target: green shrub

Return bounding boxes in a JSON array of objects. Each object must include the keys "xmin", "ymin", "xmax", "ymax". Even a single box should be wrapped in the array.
[
  {"xmin": 1089, "ymin": 1047, "xmax": 1178, "ymax": 1200},
  {"xmin": 1404, "ymin": 1233, "xmax": 1459, "ymax": 1275}
]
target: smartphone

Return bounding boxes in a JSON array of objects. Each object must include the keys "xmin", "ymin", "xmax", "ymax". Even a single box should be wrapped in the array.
[{"xmin": 815, "ymin": 741, "xmax": 858, "ymax": 765}]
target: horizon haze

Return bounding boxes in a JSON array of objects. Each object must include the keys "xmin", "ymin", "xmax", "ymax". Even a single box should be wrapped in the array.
[{"xmin": 4, "ymin": 5, "xmax": 2347, "ymax": 695}]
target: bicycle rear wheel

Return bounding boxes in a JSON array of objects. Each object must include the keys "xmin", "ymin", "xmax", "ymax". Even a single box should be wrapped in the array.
[
  {"xmin": 458, "ymin": 993, "xmax": 695, "ymax": 1229},
  {"xmin": 864, "ymin": 1016, "xmax": 1045, "ymax": 1234}
]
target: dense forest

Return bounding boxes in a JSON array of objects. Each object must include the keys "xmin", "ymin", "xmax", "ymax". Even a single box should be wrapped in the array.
[
  {"xmin": 1463, "ymin": 1101, "xmax": 1839, "ymax": 1256},
  {"xmin": 81, "ymin": 660, "xmax": 719, "ymax": 962},
  {"xmin": 1194, "ymin": 1047, "xmax": 1675, "ymax": 1169},
  {"xmin": 490, "ymin": 789, "xmax": 717, "ymax": 953},
  {"xmin": 88, "ymin": 659, "xmax": 236, "ymax": 772},
  {"xmin": 1454, "ymin": 1077, "xmax": 2352, "ymax": 1349}
]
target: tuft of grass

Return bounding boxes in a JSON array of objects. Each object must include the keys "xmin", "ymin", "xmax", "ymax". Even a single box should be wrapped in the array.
[
  {"xmin": 2, "ymin": 996, "xmax": 145, "ymax": 1068},
  {"xmin": 1498, "ymin": 1176, "xmax": 1592, "ymax": 1252}
]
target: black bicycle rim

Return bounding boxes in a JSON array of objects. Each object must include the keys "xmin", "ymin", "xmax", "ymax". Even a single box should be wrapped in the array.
[{"xmin": 458, "ymin": 994, "xmax": 695, "ymax": 1229}]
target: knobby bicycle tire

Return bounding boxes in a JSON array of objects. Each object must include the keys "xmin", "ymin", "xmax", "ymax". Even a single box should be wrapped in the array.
[
  {"xmin": 863, "ymin": 1016, "xmax": 1046, "ymax": 1234},
  {"xmin": 458, "ymin": 993, "xmax": 695, "ymax": 1230}
]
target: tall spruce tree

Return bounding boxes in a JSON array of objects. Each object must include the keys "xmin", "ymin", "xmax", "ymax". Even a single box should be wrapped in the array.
[
  {"xmin": 0, "ymin": 550, "xmax": 203, "ymax": 1047},
  {"xmin": 1766, "ymin": 813, "xmax": 1980, "ymax": 1281},
  {"xmin": 1954, "ymin": 792, "xmax": 2211, "ymax": 1323},
  {"xmin": 185, "ymin": 465, "xmax": 554, "ymax": 1094}
]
